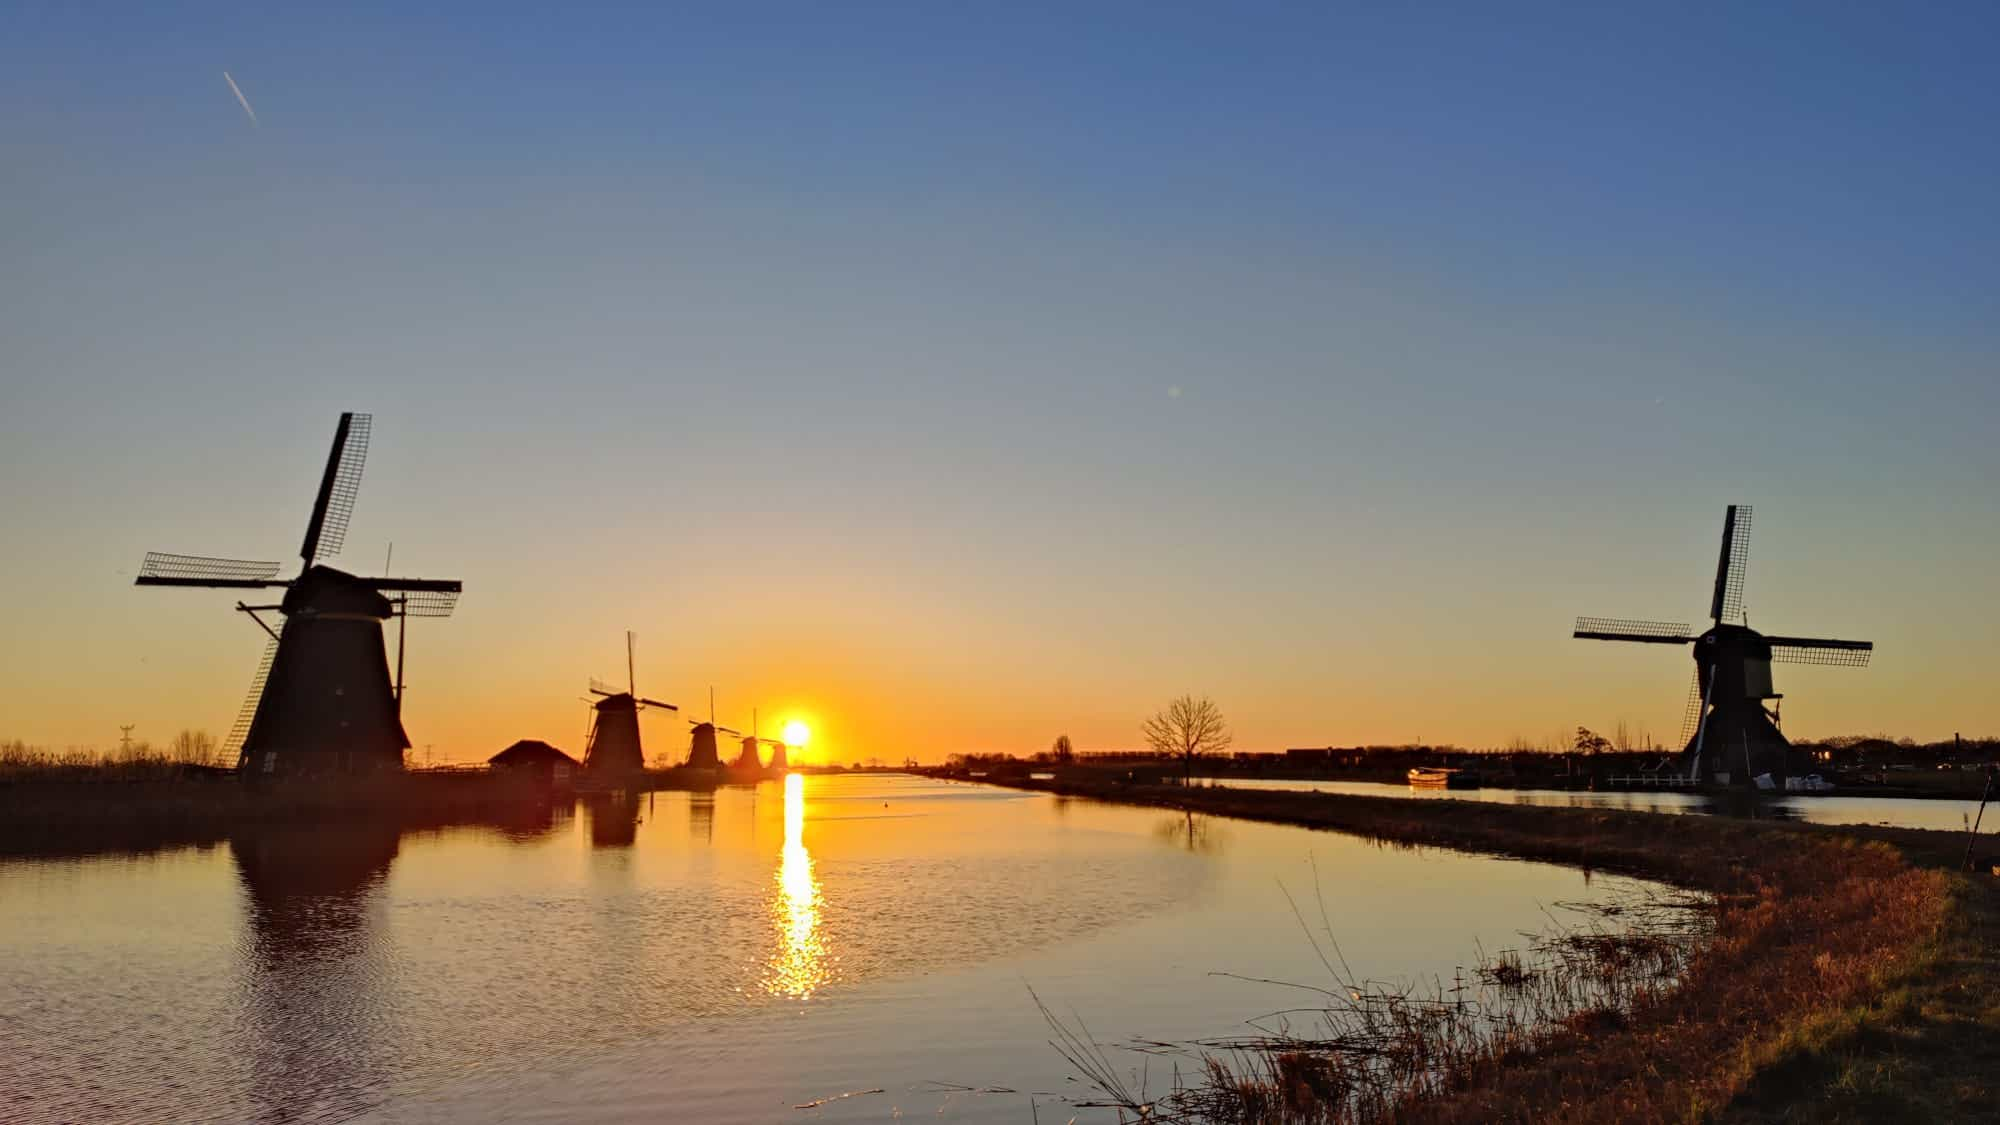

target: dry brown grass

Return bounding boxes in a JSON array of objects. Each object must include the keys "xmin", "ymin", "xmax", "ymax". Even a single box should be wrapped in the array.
[{"xmin": 0, "ymin": 733, "xmax": 228, "ymax": 779}]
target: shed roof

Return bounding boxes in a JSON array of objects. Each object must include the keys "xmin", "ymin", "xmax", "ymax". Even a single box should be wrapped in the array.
[{"xmin": 491, "ymin": 740, "xmax": 579, "ymax": 767}]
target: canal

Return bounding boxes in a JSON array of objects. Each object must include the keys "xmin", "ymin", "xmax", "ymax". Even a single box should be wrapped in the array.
[{"xmin": 4, "ymin": 774, "xmax": 1677, "ymax": 1123}]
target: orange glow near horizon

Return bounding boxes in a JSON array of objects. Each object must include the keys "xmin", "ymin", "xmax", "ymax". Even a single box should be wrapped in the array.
[{"xmin": 781, "ymin": 719, "xmax": 811, "ymax": 749}]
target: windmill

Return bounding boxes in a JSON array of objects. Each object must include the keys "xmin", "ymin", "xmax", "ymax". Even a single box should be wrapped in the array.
[
  {"xmin": 583, "ymin": 631, "xmax": 679, "ymax": 775},
  {"xmin": 730, "ymin": 708, "xmax": 785, "ymax": 771},
  {"xmin": 685, "ymin": 686, "xmax": 736, "ymax": 770},
  {"xmin": 1573, "ymin": 505, "xmax": 1872, "ymax": 786},
  {"xmin": 135, "ymin": 413, "xmax": 462, "ymax": 776}
]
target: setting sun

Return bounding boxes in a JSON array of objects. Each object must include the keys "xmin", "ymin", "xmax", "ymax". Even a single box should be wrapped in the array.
[{"xmin": 781, "ymin": 720, "xmax": 811, "ymax": 748}]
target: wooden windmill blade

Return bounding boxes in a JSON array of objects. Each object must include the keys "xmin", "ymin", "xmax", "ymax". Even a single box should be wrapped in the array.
[
  {"xmin": 366, "ymin": 579, "xmax": 463, "ymax": 616},
  {"xmin": 637, "ymin": 697, "xmax": 679, "ymax": 712},
  {"xmin": 134, "ymin": 552, "xmax": 288, "ymax": 589},
  {"xmin": 1676, "ymin": 668, "xmax": 1706, "ymax": 749},
  {"xmin": 1708, "ymin": 504, "xmax": 1752, "ymax": 625},
  {"xmin": 1765, "ymin": 636, "xmax": 1873, "ymax": 667},
  {"xmin": 1573, "ymin": 617, "xmax": 1695, "ymax": 644},
  {"xmin": 299, "ymin": 412, "xmax": 371, "ymax": 566}
]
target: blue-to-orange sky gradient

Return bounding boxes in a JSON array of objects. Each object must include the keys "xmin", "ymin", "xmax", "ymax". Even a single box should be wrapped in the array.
[{"xmin": 5, "ymin": 4, "xmax": 1998, "ymax": 762}]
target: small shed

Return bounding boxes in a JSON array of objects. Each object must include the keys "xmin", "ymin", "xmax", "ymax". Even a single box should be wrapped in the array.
[{"xmin": 490, "ymin": 740, "xmax": 579, "ymax": 786}]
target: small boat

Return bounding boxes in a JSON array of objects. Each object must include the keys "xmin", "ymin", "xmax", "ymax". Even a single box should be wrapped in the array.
[{"xmin": 1408, "ymin": 767, "xmax": 1478, "ymax": 790}]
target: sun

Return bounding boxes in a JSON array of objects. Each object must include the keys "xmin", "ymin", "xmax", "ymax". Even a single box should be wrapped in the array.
[{"xmin": 781, "ymin": 719, "xmax": 811, "ymax": 747}]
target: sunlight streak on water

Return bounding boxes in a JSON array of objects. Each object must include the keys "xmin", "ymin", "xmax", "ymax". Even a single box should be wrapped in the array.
[{"xmin": 765, "ymin": 773, "xmax": 829, "ymax": 998}]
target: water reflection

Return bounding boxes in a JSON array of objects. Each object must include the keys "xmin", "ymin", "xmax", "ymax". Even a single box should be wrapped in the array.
[
  {"xmin": 583, "ymin": 793, "xmax": 641, "ymax": 847},
  {"xmin": 1156, "ymin": 808, "xmax": 1228, "ymax": 854},
  {"xmin": 489, "ymin": 798, "xmax": 571, "ymax": 843},
  {"xmin": 764, "ymin": 774, "xmax": 829, "ymax": 998},
  {"xmin": 231, "ymin": 822, "xmax": 400, "ymax": 1122},
  {"xmin": 689, "ymin": 792, "xmax": 715, "ymax": 843}
]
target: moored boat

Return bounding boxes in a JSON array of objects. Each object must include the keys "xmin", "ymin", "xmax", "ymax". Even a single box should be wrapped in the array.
[{"xmin": 1408, "ymin": 766, "xmax": 1479, "ymax": 789}]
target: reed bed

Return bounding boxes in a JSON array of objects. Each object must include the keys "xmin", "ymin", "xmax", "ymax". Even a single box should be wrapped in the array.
[{"xmin": 0, "ymin": 735, "xmax": 228, "ymax": 780}]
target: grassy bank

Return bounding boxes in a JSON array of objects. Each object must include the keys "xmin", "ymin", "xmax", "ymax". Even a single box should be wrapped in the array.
[{"xmin": 989, "ymin": 777, "xmax": 1992, "ymax": 1123}]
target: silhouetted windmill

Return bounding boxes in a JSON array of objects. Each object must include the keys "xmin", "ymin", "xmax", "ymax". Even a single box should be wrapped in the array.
[
  {"xmin": 1573, "ymin": 505, "xmax": 1872, "ymax": 786},
  {"xmin": 583, "ymin": 631, "xmax": 679, "ymax": 775},
  {"xmin": 731, "ymin": 708, "xmax": 784, "ymax": 771},
  {"xmin": 685, "ymin": 687, "xmax": 735, "ymax": 770},
  {"xmin": 135, "ymin": 413, "xmax": 461, "ymax": 776}
]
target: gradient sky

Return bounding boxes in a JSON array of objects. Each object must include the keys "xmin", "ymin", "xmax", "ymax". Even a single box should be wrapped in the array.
[{"xmin": 5, "ymin": 3, "xmax": 1998, "ymax": 762}]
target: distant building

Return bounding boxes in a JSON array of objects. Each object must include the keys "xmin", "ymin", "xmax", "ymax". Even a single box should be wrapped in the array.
[{"xmin": 490, "ymin": 740, "xmax": 579, "ymax": 786}]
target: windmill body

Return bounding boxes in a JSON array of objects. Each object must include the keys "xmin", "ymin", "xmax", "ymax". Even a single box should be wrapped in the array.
[
  {"xmin": 135, "ymin": 414, "xmax": 462, "ymax": 778},
  {"xmin": 583, "ymin": 694, "xmax": 646, "ymax": 775},
  {"xmin": 686, "ymin": 723, "xmax": 723, "ymax": 770},
  {"xmin": 1573, "ymin": 506, "xmax": 1872, "ymax": 787},
  {"xmin": 240, "ymin": 567, "xmax": 406, "ymax": 773}
]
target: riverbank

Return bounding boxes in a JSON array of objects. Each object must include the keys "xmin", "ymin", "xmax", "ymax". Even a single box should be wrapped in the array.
[
  {"xmin": 0, "ymin": 767, "xmax": 729, "ymax": 858},
  {"xmin": 980, "ymin": 775, "xmax": 1996, "ymax": 1123}
]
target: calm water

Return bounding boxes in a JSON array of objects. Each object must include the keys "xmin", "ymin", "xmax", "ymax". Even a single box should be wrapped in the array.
[
  {"xmin": 1216, "ymin": 777, "xmax": 1994, "ymax": 831},
  {"xmin": 3, "ymin": 774, "xmax": 1667, "ymax": 1123}
]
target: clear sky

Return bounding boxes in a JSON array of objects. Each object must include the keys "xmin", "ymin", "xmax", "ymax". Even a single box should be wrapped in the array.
[{"xmin": 4, "ymin": 3, "xmax": 1998, "ymax": 763}]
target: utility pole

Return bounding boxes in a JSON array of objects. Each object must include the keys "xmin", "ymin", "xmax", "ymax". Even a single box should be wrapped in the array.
[{"xmin": 119, "ymin": 725, "xmax": 135, "ymax": 753}]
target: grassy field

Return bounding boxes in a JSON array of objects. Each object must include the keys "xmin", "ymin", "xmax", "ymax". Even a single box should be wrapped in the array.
[{"xmin": 990, "ymin": 776, "xmax": 1996, "ymax": 1123}]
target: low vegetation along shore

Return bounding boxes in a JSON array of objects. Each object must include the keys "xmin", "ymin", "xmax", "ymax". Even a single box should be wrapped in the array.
[
  {"xmin": 989, "ymin": 775, "xmax": 1997, "ymax": 1123},
  {"xmin": 0, "ymin": 738, "xmax": 712, "ymax": 858}
]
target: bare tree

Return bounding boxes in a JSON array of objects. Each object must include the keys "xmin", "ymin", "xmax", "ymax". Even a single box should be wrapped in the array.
[
  {"xmin": 171, "ymin": 729, "xmax": 219, "ymax": 767},
  {"xmin": 1143, "ymin": 694, "xmax": 1232, "ymax": 786},
  {"xmin": 1051, "ymin": 734, "xmax": 1075, "ymax": 764}
]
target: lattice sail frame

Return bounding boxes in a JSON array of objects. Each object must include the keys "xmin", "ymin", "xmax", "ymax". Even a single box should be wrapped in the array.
[
  {"xmin": 1676, "ymin": 668, "xmax": 1706, "ymax": 748},
  {"xmin": 1771, "ymin": 644, "xmax": 1871, "ymax": 667},
  {"xmin": 138, "ymin": 552, "xmax": 283, "ymax": 582},
  {"xmin": 392, "ymin": 588, "xmax": 460, "ymax": 618},
  {"xmin": 310, "ymin": 413, "xmax": 372, "ymax": 564},
  {"xmin": 1713, "ymin": 505, "xmax": 1753, "ymax": 624},
  {"xmin": 224, "ymin": 625, "xmax": 283, "ymax": 762},
  {"xmin": 1574, "ymin": 616, "xmax": 1695, "ymax": 641}
]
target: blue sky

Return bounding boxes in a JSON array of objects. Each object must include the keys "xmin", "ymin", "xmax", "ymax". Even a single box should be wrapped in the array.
[{"xmin": 4, "ymin": 2, "xmax": 1997, "ymax": 758}]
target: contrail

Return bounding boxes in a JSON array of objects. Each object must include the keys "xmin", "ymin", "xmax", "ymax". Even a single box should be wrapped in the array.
[{"xmin": 222, "ymin": 71, "xmax": 258, "ymax": 127}]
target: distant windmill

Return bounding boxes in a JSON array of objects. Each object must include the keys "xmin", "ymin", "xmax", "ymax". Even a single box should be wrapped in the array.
[
  {"xmin": 135, "ymin": 413, "xmax": 461, "ymax": 776},
  {"xmin": 731, "ymin": 707, "xmax": 784, "ymax": 771},
  {"xmin": 1573, "ymin": 505, "xmax": 1872, "ymax": 785},
  {"xmin": 685, "ymin": 686, "xmax": 736, "ymax": 770},
  {"xmin": 583, "ymin": 631, "xmax": 679, "ymax": 775}
]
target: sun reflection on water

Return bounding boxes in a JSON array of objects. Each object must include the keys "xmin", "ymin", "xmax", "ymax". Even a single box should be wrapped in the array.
[{"xmin": 765, "ymin": 773, "xmax": 830, "ymax": 998}]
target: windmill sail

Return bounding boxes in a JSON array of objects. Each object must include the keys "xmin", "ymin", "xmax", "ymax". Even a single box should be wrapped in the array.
[
  {"xmin": 1767, "ymin": 636, "xmax": 1873, "ymax": 666},
  {"xmin": 300, "ymin": 412, "xmax": 371, "ymax": 565},
  {"xmin": 1574, "ymin": 617, "xmax": 1694, "ymax": 644},
  {"xmin": 137, "ymin": 552, "xmax": 285, "ymax": 586},
  {"xmin": 226, "ymin": 632, "xmax": 281, "ymax": 767},
  {"xmin": 1708, "ymin": 504, "xmax": 1752, "ymax": 624}
]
